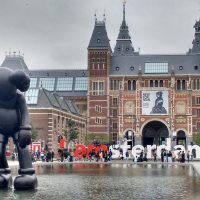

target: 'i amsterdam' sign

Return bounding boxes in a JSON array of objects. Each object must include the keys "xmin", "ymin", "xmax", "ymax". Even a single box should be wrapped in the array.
[{"xmin": 73, "ymin": 144, "xmax": 200, "ymax": 159}]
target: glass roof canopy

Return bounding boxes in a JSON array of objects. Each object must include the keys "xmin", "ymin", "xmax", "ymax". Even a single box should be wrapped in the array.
[
  {"xmin": 39, "ymin": 78, "xmax": 55, "ymax": 91},
  {"xmin": 56, "ymin": 77, "xmax": 73, "ymax": 91},
  {"xmin": 25, "ymin": 89, "xmax": 39, "ymax": 105},
  {"xmin": 28, "ymin": 77, "xmax": 88, "ymax": 92},
  {"xmin": 75, "ymin": 77, "xmax": 88, "ymax": 91}
]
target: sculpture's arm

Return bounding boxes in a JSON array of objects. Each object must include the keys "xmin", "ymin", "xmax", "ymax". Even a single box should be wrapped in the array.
[
  {"xmin": 17, "ymin": 92, "xmax": 31, "ymax": 129},
  {"xmin": 17, "ymin": 92, "xmax": 32, "ymax": 148}
]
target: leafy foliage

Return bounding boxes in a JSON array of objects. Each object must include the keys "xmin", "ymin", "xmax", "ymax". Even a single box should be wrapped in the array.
[
  {"xmin": 31, "ymin": 124, "xmax": 38, "ymax": 141},
  {"xmin": 64, "ymin": 119, "xmax": 79, "ymax": 142},
  {"xmin": 194, "ymin": 131, "xmax": 200, "ymax": 146}
]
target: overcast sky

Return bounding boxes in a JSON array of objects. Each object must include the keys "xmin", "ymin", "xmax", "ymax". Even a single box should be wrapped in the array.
[{"xmin": 0, "ymin": 0, "xmax": 200, "ymax": 69}]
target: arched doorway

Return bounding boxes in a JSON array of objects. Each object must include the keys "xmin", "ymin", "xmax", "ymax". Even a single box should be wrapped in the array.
[
  {"xmin": 142, "ymin": 121, "xmax": 169, "ymax": 146},
  {"xmin": 176, "ymin": 130, "xmax": 186, "ymax": 146},
  {"xmin": 124, "ymin": 130, "xmax": 135, "ymax": 149}
]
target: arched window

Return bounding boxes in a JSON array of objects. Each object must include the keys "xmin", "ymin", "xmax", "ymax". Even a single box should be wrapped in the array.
[
  {"xmin": 197, "ymin": 79, "xmax": 200, "ymax": 90},
  {"xmin": 150, "ymin": 80, "xmax": 153, "ymax": 87},
  {"xmin": 182, "ymin": 80, "xmax": 186, "ymax": 90},
  {"xmin": 155, "ymin": 80, "xmax": 158, "ymax": 87},
  {"xmin": 160, "ymin": 80, "xmax": 163, "ymax": 87},
  {"xmin": 128, "ymin": 80, "xmax": 132, "ymax": 90},
  {"xmin": 132, "ymin": 80, "xmax": 136, "ymax": 90},
  {"xmin": 177, "ymin": 80, "xmax": 181, "ymax": 90}
]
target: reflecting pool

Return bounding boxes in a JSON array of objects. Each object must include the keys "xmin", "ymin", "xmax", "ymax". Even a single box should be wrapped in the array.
[{"xmin": 0, "ymin": 163, "xmax": 200, "ymax": 200}]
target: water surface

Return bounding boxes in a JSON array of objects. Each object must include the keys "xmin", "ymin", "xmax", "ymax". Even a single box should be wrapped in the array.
[{"xmin": 0, "ymin": 163, "xmax": 200, "ymax": 200}]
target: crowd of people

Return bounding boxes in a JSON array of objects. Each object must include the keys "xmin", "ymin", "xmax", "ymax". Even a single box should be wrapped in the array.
[{"xmin": 10, "ymin": 147, "xmax": 196, "ymax": 163}]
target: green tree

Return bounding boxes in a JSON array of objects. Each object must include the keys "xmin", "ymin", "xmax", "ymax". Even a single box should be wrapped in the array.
[
  {"xmin": 64, "ymin": 119, "xmax": 79, "ymax": 142},
  {"xmin": 194, "ymin": 131, "xmax": 200, "ymax": 146},
  {"xmin": 31, "ymin": 124, "xmax": 38, "ymax": 141}
]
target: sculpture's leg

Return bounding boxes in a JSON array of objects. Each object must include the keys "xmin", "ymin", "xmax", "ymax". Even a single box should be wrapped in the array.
[
  {"xmin": 14, "ymin": 137, "xmax": 37, "ymax": 190},
  {"xmin": 0, "ymin": 134, "xmax": 12, "ymax": 188}
]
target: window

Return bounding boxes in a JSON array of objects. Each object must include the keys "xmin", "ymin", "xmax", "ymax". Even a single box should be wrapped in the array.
[
  {"xmin": 145, "ymin": 63, "xmax": 168, "ymax": 74},
  {"xmin": 30, "ymin": 78, "xmax": 37, "ymax": 88},
  {"xmin": 197, "ymin": 109, "xmax": 200, "ymax": 117},
  {"xmin": 56, "ymin": 77, "xmax": 73, "ymax": 91},
  {"xmin": 179, "ymin": 66, "xmax": 183, "ymax": 70},
  {"xmin": 92, "ymin": 81, "xmax": 104, "ymax": 95},
  {"xmin": 95, "ymin": 117, "xmax": 102, "ymax": 124},
  {"xmin": 197, "ymin": 122, "xmax": 200, "ymax": 130},
  {"xmin": 112, "ymin": 133, "xmax": 118, "ymax": 142},
  {"xmin": 155, "ymin": 80, "xmax": 158, "ymax": 87},
  {"xmin": 91, "ymin": 58, "xmax": 95, "ymax": 62},
  {"xmin": 75, "ymin": 77, "xmax": 88, "ymax": 91},
  {"xmin": 116, "ymin": 66, "xmax": 120, "ymax": 71},
  {"xmin": 192, "ymin": 79, "xmax": 200, "ymax": 90},
  {"xmin": 150, "ymin": 80, "xmax": 154, "ymax": 87},
  {"xmin": 97, "ymin": 39, "xmax": 101, "ymax": 43},
  {"xmin": 128, "ymin": 80, "xmax": 136, "ymax": 91},
  {"xmin": 160, "ymin": 80, "xmax": 164, "ymax": 87},
  {"xmin": 95, "ymin": 105, "xmax": 102, "ymax": 113},
  {"xmin": 149, "ymin": 80, "xmax": 163, "ymax": 87},
  {"xmin": 110, "ymin": 80, "xmax": 120, "ymax": 90},
  {"xmin": 177, "ymin": 80, "xmax": 181, "ymax": 90},
  {"xmin": 194, "ymin": 65, "xmax": 198, "ymax": 70},
  {"xmin": 25, "ymin": 89, "xmax": 39, "ymax": 104},
  {"xmin": 130, "ymin": 66, "xmax": 134, "ymax": 71},
  {"xmin": 197, "ymin": 97, "xmax": 200, "ymax": 105},
  {"xmin": 176, "ymin": 80, "xmax": 186, "ymax": 91},
  {"xmin": 39, "ymin": 78, "xmax": 55, "ymax": 91},
  {"xmin": 113, "ymin": 109, "xmax": 117, "ymax": 117},
  {"xmin": 113, "ymin": 97, "xmax": 118, "ymax": 106},
  {"xmin": 112, "ymin": 123, "xmax": 117, "ymax": 130}
]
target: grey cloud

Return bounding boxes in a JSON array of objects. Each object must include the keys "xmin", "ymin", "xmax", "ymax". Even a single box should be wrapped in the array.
[{"xmin": 0, "ymin": 0, "xmax": 200, "ymax": 69}]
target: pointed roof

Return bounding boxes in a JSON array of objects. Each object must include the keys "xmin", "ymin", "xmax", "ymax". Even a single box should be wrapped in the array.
[
  {"xmin": 88, "ymin": 19, "xmax": 111, "ymax": 50},
  {"xmin": 188, "ymin": 19, "xmax": 200, "ymax": 54},
  {"xmin": 1, "ymin": 53, "xmax": 30, "ymax": 74},
  {"xmin": 113, "ymin": 1, "xmax": 135, "ymax": 56}
]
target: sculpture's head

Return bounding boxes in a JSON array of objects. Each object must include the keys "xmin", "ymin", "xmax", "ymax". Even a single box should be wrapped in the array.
[{"xmin": 0, "ymin": 67, "xmax": 30, "ymax": 100}]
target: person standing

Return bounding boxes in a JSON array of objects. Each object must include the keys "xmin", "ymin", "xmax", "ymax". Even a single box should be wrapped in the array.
[
  {"xmin": 51, "ymin": 150, "xmax": 54, "ymax": 162},
  {"xmin": 125, "ymin": 151, "xmax": 129, "ymax": 161},
  {"xmin": 187, "ymin": 151, "xmax": 190, "ymax": 163},
  {"xmin": 161, "ymin": 149, "xmax": 164, "ymax": 162},
  {"xmin": 181, "ymin": 151, "xmax": 185, "ymax": 163},
  {"xmin": 153, "ymin": 150, "xmax": 157, "ymax": 162}
]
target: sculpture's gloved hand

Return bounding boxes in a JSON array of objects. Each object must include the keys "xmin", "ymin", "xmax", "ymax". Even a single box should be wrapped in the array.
[{"xmin": 18, "ymin": 130, "xmax": 32, "ymax": 148}]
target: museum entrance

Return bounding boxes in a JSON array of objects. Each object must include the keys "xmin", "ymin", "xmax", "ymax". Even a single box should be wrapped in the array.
[
  {"xmin": 176, "ymin": 130, "xmax": 186, "ymax": 147},
  {"xmin": 124, "ymin": 130, "xmax": 135, "ymax": 149},
  {"xmin": 142, "ymin": 121, "xmax": 169, "ymax": 146}
]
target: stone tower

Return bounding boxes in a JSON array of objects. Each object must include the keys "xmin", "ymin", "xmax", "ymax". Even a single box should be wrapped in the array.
[{"xmin": 87, "ymin": 15, "xmax": 112, "ymax": 142}]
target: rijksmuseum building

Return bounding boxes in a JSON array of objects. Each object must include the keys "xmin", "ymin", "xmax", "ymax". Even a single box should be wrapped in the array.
[{"xmin": 1, "ymin": 3, "xmax": 200, "ymax": 150}]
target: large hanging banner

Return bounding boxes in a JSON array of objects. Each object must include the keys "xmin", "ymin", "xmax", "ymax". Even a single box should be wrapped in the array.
[{"xmin": 142, "ymin": 91, "xmax": 169, "ymax": 115}]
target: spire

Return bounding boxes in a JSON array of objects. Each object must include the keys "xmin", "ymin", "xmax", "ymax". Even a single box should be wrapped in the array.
[
  {"xmin": 123, "ymin": 0, "xmax": 126, "ymax": 22},
  {"xmin": 113, "ymin": 0, "xmax": 135, "ymax": 56},
  {"xmin": 188, "ymin": 19, "xmax": 200, "ymax": 54}
]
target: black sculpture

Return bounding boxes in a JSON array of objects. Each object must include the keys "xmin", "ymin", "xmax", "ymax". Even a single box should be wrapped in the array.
[{"xmin": 0, "ymin": 67, "xmax": 37, "ymax": 190}]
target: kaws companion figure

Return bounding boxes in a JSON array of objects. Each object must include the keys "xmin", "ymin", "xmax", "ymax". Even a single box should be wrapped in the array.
[{"xmin": 0, "ymin": 67, "xmax": 37, "ymax": 190}]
